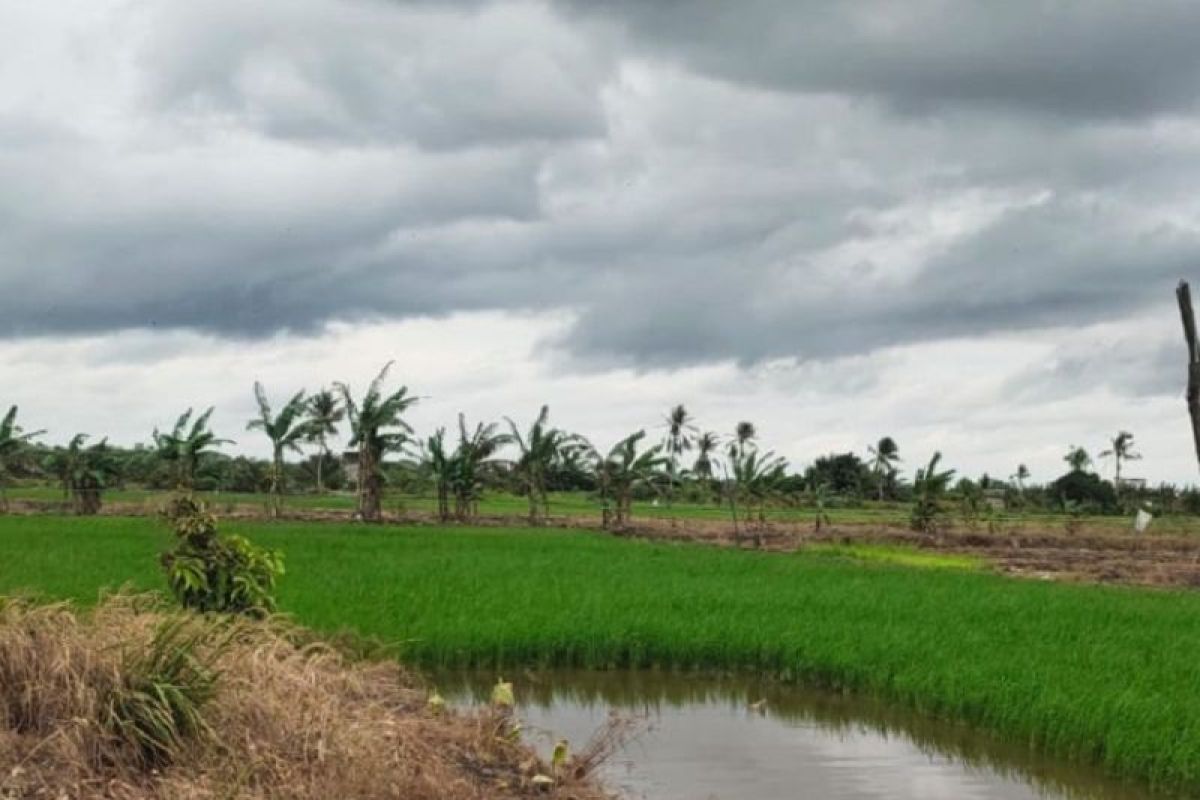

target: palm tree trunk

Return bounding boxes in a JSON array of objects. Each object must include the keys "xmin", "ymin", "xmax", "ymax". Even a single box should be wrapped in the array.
[
  {"xmin": 358, "ymin": 447, "xmax": 380, "ymax": 522},
  {"xmin": 316, "ymin": 433, "xmax": 326, "ymax": 494},
  {"xmin": 271, "ymin": 451, "xmax": 283, "ymax": 518}
]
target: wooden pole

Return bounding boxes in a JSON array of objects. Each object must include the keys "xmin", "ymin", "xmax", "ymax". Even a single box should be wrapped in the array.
[{"xmin": 1176, "ymin": 281, "xmax": 1200, "ymax": 473}]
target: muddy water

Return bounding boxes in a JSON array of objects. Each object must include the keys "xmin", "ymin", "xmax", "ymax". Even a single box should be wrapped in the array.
[{"xmin": 439, "ymin": 670, "xmax": 1162, "ymax": 800}]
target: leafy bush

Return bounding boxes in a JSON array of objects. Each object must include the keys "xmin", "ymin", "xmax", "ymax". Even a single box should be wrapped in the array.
[{"xmin": 160, "ymin": 496, "xmax": 283, "ymax": 616}]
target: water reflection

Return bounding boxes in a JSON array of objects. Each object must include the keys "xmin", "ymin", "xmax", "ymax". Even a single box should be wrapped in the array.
[{"xmin": 437, "ymin": 670, "xmax": 1164, "ymax": 800}]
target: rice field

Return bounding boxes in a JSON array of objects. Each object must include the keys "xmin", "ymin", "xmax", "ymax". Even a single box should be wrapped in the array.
[{"xmin": 3, "ymin": 514, "xmax": 1200, "ymax": 791}]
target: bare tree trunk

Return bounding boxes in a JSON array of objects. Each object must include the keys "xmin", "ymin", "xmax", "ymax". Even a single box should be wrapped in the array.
[{"xmin": 1177, "ymin": 281, "xmax": 1200, "ymax": 474}]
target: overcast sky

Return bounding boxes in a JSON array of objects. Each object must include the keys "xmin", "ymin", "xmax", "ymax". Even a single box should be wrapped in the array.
[{"xmin": 3, "ymin": 0, "xmax": 1199, "ymax": 484}]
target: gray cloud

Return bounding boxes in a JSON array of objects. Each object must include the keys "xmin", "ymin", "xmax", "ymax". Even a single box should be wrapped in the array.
[
  {"xmin": 2, "ymin": 0, "xmax": 1200, "ymax": 377},
  {"xmin": 556, "ymin": 0, "xmax": 1200, "ymax": 119}
]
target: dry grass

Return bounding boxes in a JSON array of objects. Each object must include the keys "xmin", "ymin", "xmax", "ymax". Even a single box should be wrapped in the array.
[{"xmin": 0, "ymin": 594, "xmax": 610, "ymax": 800}]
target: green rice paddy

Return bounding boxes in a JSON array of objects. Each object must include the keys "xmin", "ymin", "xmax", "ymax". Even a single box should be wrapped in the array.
[{"xmin": 2, "ymin": 514, "xmax": 1199, "ymax": 792}]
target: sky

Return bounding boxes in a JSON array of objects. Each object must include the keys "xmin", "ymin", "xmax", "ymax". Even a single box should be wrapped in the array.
[{"xmin": 2, "ymin": 0, "xmax": 1200, "ymax": 485}]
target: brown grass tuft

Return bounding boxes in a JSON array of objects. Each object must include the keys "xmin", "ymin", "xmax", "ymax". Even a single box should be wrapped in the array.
[{"xmin": 0, "ymin": 594, "xmax": 610, "ymax": 799}]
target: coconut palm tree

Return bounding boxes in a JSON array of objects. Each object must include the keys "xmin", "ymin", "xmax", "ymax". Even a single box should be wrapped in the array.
[
  {"xmin": 306, "ymin": 388, "xmax": 344, "ymax": 495},
  {"xmin": 1100, "ymin": 431, "xmax": 1142, "ymax": 489},
  {"xmin": 729, "ymin": 421, "xmax": 757, "ymax": 460},
  {"xmin": 336, "ymin": 363, "xmax": 418, "ymax": 523},
  {"xmin": 867, "ymin": 436, "xmax": 901, "ymax": 501},
  {"xmin": 692, "ymin": 431, "xmax": 719, "ymax": 478},
  {"xmin": 152, "ymin": 407, "xmax": 231, "ymax": 491},
  {"xmin": 506, "ymin": 405, "xmax": 573, "ymax": 525},
  {"xmin": 589, "ymin": 431, "xmax": 668, "ymax": 530},
  {"xmin": 1064, "ymin": 445, "xmax": 1092, "ymax": 474},
  {"xmin": 0, "ymin": 406, "xmax": 44, "ymax": 511},
  {"xmin": 1011, "ymin": 463, "xmax": 1031, "ymax": 496},
  {"xmin": 661, "ymin": 404, "xmax": 696, "ymax": 505},
  {"xmin": 247, "ymin": 383, "xmax": 313, "ymax": 518}
]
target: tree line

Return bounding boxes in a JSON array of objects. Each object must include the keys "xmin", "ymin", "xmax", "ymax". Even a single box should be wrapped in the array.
[{"xmin": 0, "ymin": 365, "xmax": 1182, "ymax": 528}]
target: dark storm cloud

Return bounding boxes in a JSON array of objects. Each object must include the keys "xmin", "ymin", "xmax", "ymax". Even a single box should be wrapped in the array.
[
  {"xmin": 555, "ymin": 0, "xmax": 1200, "ymax": 119},
  {"xmin": 2, "ymin": 0, "xmax": 1200, "ymax": 374}
]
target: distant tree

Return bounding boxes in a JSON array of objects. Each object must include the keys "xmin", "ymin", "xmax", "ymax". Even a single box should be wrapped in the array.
[
  {"xmin": 422, "ymin": 428, "xmax": 454, "ymax": 522},
  {"xmin": 590, "ymin": 431, "xmax": 668, "ymax": 530},
  {"xmin": 246, "ymin": 383, "xmax": 313, "ymax": 518},
  {"xmin": 507, "ymin": 405, "xmax": 574, "ymax": 525},
  {"xmin": 152, "ymin": 407, "xmax": 231, "ymax": 491},
  {"xmin": 63, "ymin": 434, "xmax": 120, "ymax": 515},
  {"xmin": 910, "ymin": 452, "xmax": 956, "ymax": 534},
  {"xmin": 1012, "ymin": 464, "xmax": 1031, "ymax": 493},
  {"xmin": 336, "ymin": 363, "xmax": 418, "ymax": 523},
  {"xmin": 692, "ymin": 431, "xmax": 720, "ymax": 482},
  {"xmin": 0, "ymin": 406, "xmax": 44, "ymax": 511},
  {"xmin": 867, "ymin": 436, "xmax": 901, "ymax": 501},
  {"xmin": 730, "ymin": 421, "xmax": 757, "ymax": 459},
  {"xmin": 1099, "ymin": 430, "xmax": 1142, "ymax": 489},
  {"xmin": 810, "ymin": 482, "xmax": 833, "ymax": 533},
  {"xmin": 805, "ymin": 452, "xmax": 870, "ymax": 496},
  {"xmin": 451, "ymin": 415, "xmax": 511, "ymax": 520},
  {"xmin": 1053, "ymin": 470, "xmax": 1118, "ymax": 514},
  {"xmin": 306, "ymin": 388, "xmax": 344, "ymax": 494},
  {"xmin": 662, "ymin": 404, "xmax": 696, "ymax": 505},
  {"xmin": 1064, "ymin": 445, "xmax": 1092, "ymax": 474},
  {"xmin": 726, "ymin": 447, "xmax": 787, "ymax": 545}
]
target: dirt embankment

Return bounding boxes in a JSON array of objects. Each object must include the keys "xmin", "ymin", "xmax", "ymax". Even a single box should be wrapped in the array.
[
  {"xmin": 0, "ymin": 595, "xmax": 609, "ymax": 800},
  {"xmin": 603, "ymin": 515, "xmax": 1200, "ymax": 589}
]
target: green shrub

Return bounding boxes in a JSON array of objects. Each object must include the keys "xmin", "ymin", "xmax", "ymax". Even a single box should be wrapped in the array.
[{"xmin": 160, "ymin": 495, "xmax": 283, "ymax": 616}]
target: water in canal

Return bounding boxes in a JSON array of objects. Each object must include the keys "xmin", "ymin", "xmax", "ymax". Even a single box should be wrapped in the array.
[{"xmin": 438, "ymin": 670, "xmax": 1162, "ymax": 800}]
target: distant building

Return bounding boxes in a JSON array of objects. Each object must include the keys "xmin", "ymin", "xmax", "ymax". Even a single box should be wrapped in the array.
[
  {"xmin": 1116, "ymin": 477, "xmax": 1147, "ymax": 491},
  {"xmin": 342, "ymin": 451, "xmax": 360, "ymax": 488}
]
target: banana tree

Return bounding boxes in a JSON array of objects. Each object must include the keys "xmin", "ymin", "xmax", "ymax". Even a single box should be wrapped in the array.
[
  {"xmin": 506, "ymin": 405, "xmax": 575, "ymax": 525},
  {"xmin": 63, "ymin": 434, "xmax": 120, "ymax": 515},
  {"xmin": 336, "ymin": 363, "xmax": 418, "ymax": 522},
  {"xmin": 726, "ymin": 447, "xmax": 787, "ymax": 546},
  {"xmin": 422, "ymin": 428, "xmax": 454, "ymax": 522},
  {"xmin": 589, "ymin": 431, "xmax": 668, "ymax": 530},
  {"xmin": 0, "ymin": 406, "xmax": 44, "ymax": 511},
  {"xmin": 451, "ymin": 415, "xmax": 511, "ymax": 520},
  {"xmin": 247, "ymin": 382, "xmax": 313, "ymax": 518},
  {"xmin": 152, "ymin": 407, "xmax": 232, "ymax": 491}
]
